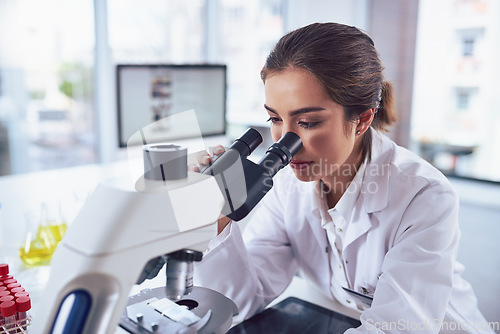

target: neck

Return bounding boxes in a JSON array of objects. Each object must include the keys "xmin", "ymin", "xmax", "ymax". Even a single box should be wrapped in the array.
[{"xmin": 322, "ymin": 142, "xmax": 364, "ymax": 209}]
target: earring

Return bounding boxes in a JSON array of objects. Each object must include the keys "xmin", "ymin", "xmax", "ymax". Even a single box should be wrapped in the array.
[{"xmin": 356, "ymin": 130, "xmax": 361, "ymax": 135}]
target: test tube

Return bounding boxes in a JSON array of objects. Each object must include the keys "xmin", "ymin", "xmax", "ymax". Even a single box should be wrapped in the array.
[
  {"xmin": 6, "ymin": 282, "xmax": 21, "ymax": 291},
  {"xmin": 0, "ymin": 290, "xmax": 11, "ymax": 298},
  {"xmin": 0, "ymin": 300, "xmax": 17, "ymax": 331},
  {"xmin": 16, "ymin": 296, "xmax": 31, "ymax": 330},
  {"xmin": 14, "ymin": 292, "xmax": 29, "ymax": 299},
  {"xmin": 0, "ymin": 274, "xmax": 13, "ymax": 282},
  {"xmin": 0, "ymin": 295, "xmax": 14, "ymax": 303},
  {"xmin": 0, "ymin": 263, "xmax": 9, "ymax": 278},
  {"xmin": 10, "ymin": 287, "xmax": 25, "ymax": 295},
  {"xmin": 2, "ymin": 279, "xmax": 16, "ymax": 285},
  {"xmin": 0, "ymin": 286, "xmax": 7, "ymax": 293}
]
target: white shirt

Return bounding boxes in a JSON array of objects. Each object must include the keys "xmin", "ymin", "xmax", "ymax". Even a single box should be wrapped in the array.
[
  {"xmin": 315, "ymin": 159, "xmax": 367, "ymax": 310},
  {"xmin": 195, "ymin": 129, "xmax": 493, "ymax": 333}
]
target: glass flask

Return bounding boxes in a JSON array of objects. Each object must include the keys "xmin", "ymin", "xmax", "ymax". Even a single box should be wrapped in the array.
[
  {"xmin": 18, "ymin": 207, "xmax": 57, "ymax": 267},
  {"xmin": 40, "ymin": 201, "xmax": 68, "ymax": 244}
]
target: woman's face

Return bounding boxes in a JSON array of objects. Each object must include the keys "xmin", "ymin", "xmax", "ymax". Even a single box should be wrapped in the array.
[{"xmin": 264, "ymin": 67, "xmax": 362, "ymax": 183}]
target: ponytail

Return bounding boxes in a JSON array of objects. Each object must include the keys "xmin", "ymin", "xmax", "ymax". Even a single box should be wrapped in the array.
[{"xmin": 372, "ymin": 81, "xmax": 397, "ymax": 132}]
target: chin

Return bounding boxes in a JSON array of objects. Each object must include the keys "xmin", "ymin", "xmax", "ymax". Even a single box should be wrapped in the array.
[{"xmin": 292, "ymin": 170, "xmax": 319, "ymax": 183}]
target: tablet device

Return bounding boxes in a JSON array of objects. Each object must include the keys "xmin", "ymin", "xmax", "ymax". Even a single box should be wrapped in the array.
[{"xmin": 228, "ymin": 297, "xmax": 361, "ymax": 334}]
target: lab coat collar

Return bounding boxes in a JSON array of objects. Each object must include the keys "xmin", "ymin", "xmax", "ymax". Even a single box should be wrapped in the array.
[
  {"xmin": 333, "ymin": 158, "xmax": 366, "ymax": 221},
  {"xmin": 361, "ymin": 128, "xmax": 394, "ymax": 213},
  {"xmin": 342, "ymin": 129, "xmax": 392, "ymax": 250},
  {"xmin": 314, "ymin": 158, "xmax": 366, "ymax": 229},
  {"xmin": 343, "ymin": 200, "xmax": 373, "ymax": 250},
  {"xmin": 308, "ymin": 128, "xmax": 393, "ymax": 216},
  {"xmin": 307, "ymin": 129, "xmax": 393, "ymax": 250}
]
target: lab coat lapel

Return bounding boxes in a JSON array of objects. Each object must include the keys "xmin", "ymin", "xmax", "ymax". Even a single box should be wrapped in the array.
[
  {"xmin": 362, "ymin": 129, "xmax": 392, "ymax": 214},
  {"xmin": 343, "ymin": 200, "xmax": 373, "ymax": 250},
  {"xmin": 343, "ymin": 130, "xmax": 392, "ymax": 249}
]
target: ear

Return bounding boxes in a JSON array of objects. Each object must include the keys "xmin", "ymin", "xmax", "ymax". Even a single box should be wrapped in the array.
[{"xmin": 356, "ymin": 108, "xmax": 375, "ymax": 136}]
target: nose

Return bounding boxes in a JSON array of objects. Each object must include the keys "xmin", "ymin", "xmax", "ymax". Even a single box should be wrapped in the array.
[
  {"xmin": 272, "ymin": 127, "xmax": 290, "ymax": 144},
  {"xmin": 281, "ymin": 124, "xmax": 293, "ymax": 138}
]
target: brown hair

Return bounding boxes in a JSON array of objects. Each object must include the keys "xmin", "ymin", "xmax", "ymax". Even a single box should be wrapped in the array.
[{"xmin": 261, "ymin": 22, "xmax": 396, "ymax": 159}]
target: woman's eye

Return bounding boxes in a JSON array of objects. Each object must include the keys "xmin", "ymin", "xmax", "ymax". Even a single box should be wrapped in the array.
[
  {"xmin": 266, "ymin": 117, "xmax": 282, "ymax": 124},
  {"xmin": 298, "ymin": 121, "xmax": 321, "ymax": 129}
]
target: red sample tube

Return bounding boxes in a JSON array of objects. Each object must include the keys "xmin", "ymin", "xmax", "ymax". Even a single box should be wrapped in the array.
[
  {"xmin": 0, "ymin": 290, "xmax": 11, "ymax": 298},
  {"xmin": 10, "ymin": 287, "xmax": 25, "ymax": 294},
  {"xmin": 6, "ymin": 282, "xmax": 21, "ymax": 291},
  {"xmin": 0, "ymin": 295, "xmax": 14, "ymax": 303},
  {"xmin": 0, "ymin": 263, "xmax": 9, "ymax": 276},
  {"xmin": 0, "ymin": 274, "xmax": 13, "ymax": 282},
  {"xmin": 2, "ymin": 279, "xmax": 16, "ymax": 285},
  {"xmin": 14, "ymin": 292, "xmax": 29, "ymax": 299},
  {"xmin": 0, "ymin": 300, "xmax": 17, "ymax": 331},
  {"xmin": 16, "ymin": 296, "xmax": 31, "ymax": 330}
]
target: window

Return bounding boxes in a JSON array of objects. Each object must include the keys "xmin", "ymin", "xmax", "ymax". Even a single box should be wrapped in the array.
[
  {"xmin": 108, "ymin": 0, "xmax": 206, "ymax": 64},
  {"xmin": 219, "ymin": 0, "xmax": 286, "ymax": 127},
  {"xmin": 462, "ymin": 38, "xmax": 475, "ymax": 56},
  {"xmin": 0, "ymin": 0, "xmax": 97, "ymax": 175},
  {"xmin": 412, "ymin": 0, "xmax": 500, "ymax": 182},
  {"xmin": 456, "ymin": 91, "xmax": 471, "ymax": 111}
]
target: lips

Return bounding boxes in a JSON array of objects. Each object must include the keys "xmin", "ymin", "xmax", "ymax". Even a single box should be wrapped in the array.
[{"xmin": 290, "ymin": 160, "xmax": 313, "ymax": 170}]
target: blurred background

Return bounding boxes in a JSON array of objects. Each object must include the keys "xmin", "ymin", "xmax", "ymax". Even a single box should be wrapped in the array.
[
  {"xmin": 0, "ymin": 0, "xmax": 499, "ymax": 328},
  {"xmin": 0, "ymin": 0, "xmax": 499, "ymax": 182}
]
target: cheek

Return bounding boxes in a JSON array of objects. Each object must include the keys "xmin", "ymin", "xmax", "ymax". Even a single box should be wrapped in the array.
[
  {"xmin": 305, "ymin": 131, "xmax": 352, "ymax": 162},
  {"xmin": 307, "ymin": 132, "xmax": 333, "ymax": 154}
]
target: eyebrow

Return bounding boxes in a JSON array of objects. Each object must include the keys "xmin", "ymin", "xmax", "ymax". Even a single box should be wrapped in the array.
[{"xmin": 264, "ymin": 104, "xmax": 326, "ymax": 117}]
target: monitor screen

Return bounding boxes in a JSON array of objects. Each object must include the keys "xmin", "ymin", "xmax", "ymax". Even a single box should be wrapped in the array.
[{"xmin": 116, "ymin": 64, "xmax": 227, "ymax": 147}]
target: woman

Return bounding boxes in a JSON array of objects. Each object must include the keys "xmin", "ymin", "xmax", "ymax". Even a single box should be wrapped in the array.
[{"xmin": 193, "ymin": 23, "xmax": 492, "ymax": 333}]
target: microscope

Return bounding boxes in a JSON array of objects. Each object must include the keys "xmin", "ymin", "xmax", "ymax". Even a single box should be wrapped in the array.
[{"xmin": 30, "ymin": 128, "xmax": 302, "ymax": 334}]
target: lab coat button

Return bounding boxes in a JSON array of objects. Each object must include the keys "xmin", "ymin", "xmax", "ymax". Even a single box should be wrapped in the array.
[
  {"xmin": 337, "ymin": 227, "xmax": 343, "ymax": 233},
  {"xmin": 346, "ymin": 299, "xmax": 351, "ymax": 304}
]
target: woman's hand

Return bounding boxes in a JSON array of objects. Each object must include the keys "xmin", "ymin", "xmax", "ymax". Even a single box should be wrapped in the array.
[{"xmin": 188, "ymin": 145, "xmax": 231, "ymax": 234}]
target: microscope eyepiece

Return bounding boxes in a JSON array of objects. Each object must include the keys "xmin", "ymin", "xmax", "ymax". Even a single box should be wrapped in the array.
[
  {"xmin": 224, "ymin": 127, "xmax": 263, "ymax": 159},
  {"xmin": 201, "ymin": 128, "xmax": 263, "ymax": 175},
  {"xmin": 275, "ymin": 132, "xmax": 302, "ymax": 157},
  {"xmin": 258, "ymin": 132, "xmax": 303, "ymax": 177},
  {"xmin": 234, "ymin": 127, "xmax": 263, "ymax": 156}
]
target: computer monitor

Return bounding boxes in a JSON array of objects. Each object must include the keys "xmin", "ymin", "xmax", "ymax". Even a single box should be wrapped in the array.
[{"xmin": 116, "ymin": 64, "xmax": 227, "ymax": 147}]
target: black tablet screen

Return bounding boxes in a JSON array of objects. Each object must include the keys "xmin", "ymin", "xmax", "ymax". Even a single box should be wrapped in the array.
[{"xmin": 228, "ymin": 297, "xmax": 361, "ymax": 334}]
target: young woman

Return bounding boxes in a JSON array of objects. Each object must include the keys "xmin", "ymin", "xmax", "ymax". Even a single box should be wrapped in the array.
[{"xmin": 193, "ymin": 23, "xmax": 492, "ymax": 333}]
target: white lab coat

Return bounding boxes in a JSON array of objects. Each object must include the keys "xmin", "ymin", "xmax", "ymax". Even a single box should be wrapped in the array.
[{"xmin": 194, "ymin": 129, "xmax": 493, "ymax": 333}]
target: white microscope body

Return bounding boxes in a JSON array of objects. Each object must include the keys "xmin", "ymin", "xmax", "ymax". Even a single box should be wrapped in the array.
[{"xmin": 30, "ymin": 170, "xmax": 225, "ymax": 333}]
